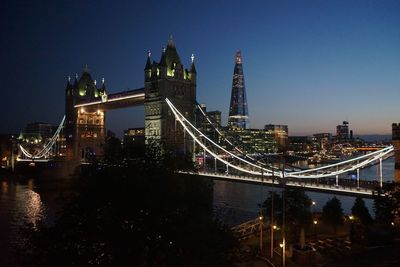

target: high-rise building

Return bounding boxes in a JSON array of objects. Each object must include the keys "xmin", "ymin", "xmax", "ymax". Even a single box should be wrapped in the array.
[
  {"xmin": 227, "ymin": 128, "xmax": 276, "ymax": 154},
  {"xmin": 228, "ymin": 50, "xmax": 249, "ymax": 130},
  {"xmin": 264, "ymin": 124, "xmax": 288, "ymax": 150},
  {"xmin": 336, "ymin": 121, "xmax": 350, "ymax": 141},
  {"xmin": 313, "ymin": 133, "xmax": 332, "ymax": 150}
]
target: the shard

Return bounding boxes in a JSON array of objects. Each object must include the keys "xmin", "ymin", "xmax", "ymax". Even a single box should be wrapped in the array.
[{"xmin": 228, "ymin": 50, "xmax": 249, "ymax": 129}]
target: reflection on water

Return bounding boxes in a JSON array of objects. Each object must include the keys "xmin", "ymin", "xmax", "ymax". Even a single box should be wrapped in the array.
[
  {"xmin": 0, "ymin": 174, "xmax": 74, "ymax": 264},
  {"xmin": 3, "ymin": 179, "xmax": 45, "ymax": 227},
  {"xmin": 18, "ymin": 188, "xmax": 45, "ymax": 229}
]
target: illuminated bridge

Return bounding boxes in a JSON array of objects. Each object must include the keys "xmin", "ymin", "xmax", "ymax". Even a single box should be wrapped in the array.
[
  {"xmin": 166, "ymin": 98, "xmax": 394, "ymax": 197},
  {"xmin": 17, "ymin": 96, "xmax": 395, "ymax": 197},
  {"xmin": 16, "ymin": 37, "xmax": 397, "ymax": 198}
]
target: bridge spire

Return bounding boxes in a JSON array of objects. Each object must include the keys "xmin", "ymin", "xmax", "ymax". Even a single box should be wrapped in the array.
[
  {"xmin": 190, "ymin": 53, "xmax": 196, "ymax": 73},
  {"xmin": 145, "ymin": 50, "xmax": 152, "ymax": 70}
]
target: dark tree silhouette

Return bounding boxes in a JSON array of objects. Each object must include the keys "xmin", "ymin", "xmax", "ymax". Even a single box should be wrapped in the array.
[
  {"xmin": 261, "ymin": 188, "xmax": 312, "ymax": 245},
  {"xmin": 19, "ymin": 150, "xmax": 237, "ymax": 266},
  {"xmin": 374, "ymin": 184, "xmax": 400, "ymax": 225},
  {"xmin": 103, "ymin": 130, "xmax": 123, "ymax": 163},
  {"xmin": 322, "ymin": 196, "xmax": 344, "ymax": 234},
  {"xmin": 351, "ymin": 197, "xmax": 373, "ymax": 225}
]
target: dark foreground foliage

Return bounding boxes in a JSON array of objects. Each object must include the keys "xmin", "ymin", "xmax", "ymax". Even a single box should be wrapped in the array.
[{"xmin": 18, "ymin": 159, "xmax": 238, "ymax": 266}]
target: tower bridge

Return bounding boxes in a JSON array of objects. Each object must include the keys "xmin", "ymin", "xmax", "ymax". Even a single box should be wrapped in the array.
[
  {"xmin": 64, "ymin": 36, "xmax": 196, "ymax": 162},
  {"xmin": 16, "ymin": 37, "xmax": 399, "ymax": 193}
]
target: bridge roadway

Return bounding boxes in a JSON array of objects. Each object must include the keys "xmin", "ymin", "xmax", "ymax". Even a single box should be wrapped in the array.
[{"xmin": 184, "ymin": 171, "xmax": 386, "ymax": 198}]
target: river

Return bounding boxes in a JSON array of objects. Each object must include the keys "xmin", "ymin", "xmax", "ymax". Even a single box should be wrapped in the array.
[{"xmin": 0, "ymin": 157, "xmax": 395, "ymax": 263}]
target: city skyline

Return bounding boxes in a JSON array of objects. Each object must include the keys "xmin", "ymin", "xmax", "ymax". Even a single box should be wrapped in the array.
[{"xmin": 1, "ymin": 0, "xmax": 400, "ymax": 136}]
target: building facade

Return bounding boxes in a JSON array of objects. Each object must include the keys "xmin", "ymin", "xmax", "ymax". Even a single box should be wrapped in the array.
[
  {"xmin": 336, "ymin": 121, "xmax": 350, "ymax": 141},
  {"xmin": 264, "ymin": 124, "xmax": 288, "ymax": 151},
  {"xmin": 313, "ymin": 133, "xmax": 332, "ymax": 150}
]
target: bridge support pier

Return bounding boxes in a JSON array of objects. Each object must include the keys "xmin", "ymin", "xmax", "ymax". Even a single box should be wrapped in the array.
[{"xmin": 356, "ymin": 168, "xmax": 360, "ymax": 189}]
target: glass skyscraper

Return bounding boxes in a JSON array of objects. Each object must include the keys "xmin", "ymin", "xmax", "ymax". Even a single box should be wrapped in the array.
[{"xmin": 228, "ymin": 50, "xmax": 249, "ymax": 129}]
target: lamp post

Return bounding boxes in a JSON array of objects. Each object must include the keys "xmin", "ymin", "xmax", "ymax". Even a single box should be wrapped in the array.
[
  {"xmin": 270, "ymin": 163, "xmax": 275, "ymax": 259},
  {"xmin": 313, "ymin": 219, "xmax": 318, "ymax": 239},
  {"xmin": 312, "ymin": 201, "xmax": 316, "ymax": 239},
  {"xmin": 259, "ymin": 215, "xmax": 263, "ymax": 251}
]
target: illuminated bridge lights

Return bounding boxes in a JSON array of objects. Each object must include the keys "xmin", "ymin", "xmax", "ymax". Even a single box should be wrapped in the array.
[
  {"xmin": 74, "ymin": 91, "xmax": 145, "ymax": 108},
  {"xmin": 19, "ymin": 116, "xmax": 65, "ymax": 160},
  {"xmin": 167, "ymin": 98, "xmax": 394, "ymax": 181}
]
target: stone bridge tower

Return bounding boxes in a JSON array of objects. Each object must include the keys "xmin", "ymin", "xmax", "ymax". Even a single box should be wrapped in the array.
[
  {"xmin": 65, "ymin": 67, "xmax": 106, "ymax": 162},
  {"xmin": 144, "ymin": 36, "xmax": 197, "ymax": 154},
  {"xmin": 392, "ymin": 123, "xmax": 400, "ymax": 183}
]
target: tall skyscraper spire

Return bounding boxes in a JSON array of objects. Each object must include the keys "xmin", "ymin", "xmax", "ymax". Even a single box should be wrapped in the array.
[{"xmin": 228, "ymin": 50, "xmax": 249, "ymax": 129}]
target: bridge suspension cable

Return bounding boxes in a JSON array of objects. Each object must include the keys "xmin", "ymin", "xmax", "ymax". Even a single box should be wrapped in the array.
[
  {"xmin": 196, "ymin": 102, "xmax": 271, "ymax": 164},
  {"xmin": 167, "ymin": 98, "xmax": 393, "ymax": 180},
  {"xmin": 19, "ymin": 115, "xmax": 66, "ymax": 160},
  {"xmin": 167, "ymin": 98, "xmax": 275, "ymax": 176}
]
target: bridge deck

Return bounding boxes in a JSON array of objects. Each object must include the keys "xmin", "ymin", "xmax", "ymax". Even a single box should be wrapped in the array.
[
  {"xmin": 74, "ymin": 88, "xmax": 145, "ymax": 110},
  {"xmin": 186, "ymin": 171, "xmax": 384, "ymax": 198}
]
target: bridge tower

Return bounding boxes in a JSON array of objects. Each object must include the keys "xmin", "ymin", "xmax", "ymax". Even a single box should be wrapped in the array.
[
  {"xmin": 392, "ymin": 123, "xmax": 400, "ymax": 183},
  {"xmin": 65, "ymin": 67, "xmax": 107, "ymax": 162},
  {"xmin": 144, "ymin": 36, "xmax": 197, "ymax": 154}
]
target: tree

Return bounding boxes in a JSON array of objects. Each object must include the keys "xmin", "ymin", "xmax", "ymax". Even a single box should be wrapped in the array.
[
  {"xmin": 261, "ymin": 188, "xmax": 312, "ymax": 246},
  {"xmin": 103, "ymin": 131, "xmax": 123, "ymax": 163},
  {"xmin": 322, "ymin": 196, "xmax": 344, "ymax": 234},
  {"xmin": 351, "ymin": 197, "xmax": 373, "ymax": 225},
  {"xmin": 19, "ymin": 148, "xmax": 237, "ymax": 266},
  {"xmin": 373, "ymin": 184, "xmax": 400, "ymax": 225}
]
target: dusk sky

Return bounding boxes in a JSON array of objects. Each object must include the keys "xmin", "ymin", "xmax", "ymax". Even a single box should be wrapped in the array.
[{"xmin": 1, "ymin": 0, "xmax": 400, "ymax": 136}]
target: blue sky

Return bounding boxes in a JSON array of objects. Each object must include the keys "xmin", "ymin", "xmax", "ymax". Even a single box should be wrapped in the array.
[{"xmin": 1, "ymin": 0, "xmax": 399, "ymax": 136}]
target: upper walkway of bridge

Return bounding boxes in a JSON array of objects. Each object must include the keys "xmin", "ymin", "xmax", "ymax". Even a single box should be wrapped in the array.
[{"xmin": 74, "ymin": 87, "xmax": 145, "ymax": 110}]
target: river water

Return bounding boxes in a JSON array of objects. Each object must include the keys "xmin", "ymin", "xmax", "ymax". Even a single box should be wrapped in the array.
[
  {"xmin": 0, "ymin": 157, "xmax": 395, "ymax": 263},
  {"xmin": 213, "ymin": 157, "xmax": 395, "ymax": 225}
]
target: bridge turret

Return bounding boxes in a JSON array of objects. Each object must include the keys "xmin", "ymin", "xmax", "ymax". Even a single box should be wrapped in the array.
[
  {"xmin": 189, "ymin": 53, "xmax": 197, "ymax": 84},
  {"xmin": 158, "ymin": 46, "xmax": 167, "ymax": 78},
  {"xmin": 65, "ymin": 76, "xmax": 73, "ymax": 96},
  {"xmin": 144, "ymin": 36, "xmax": 197, "ymax": 154},
  {"xmin": 144, "ymin": 50, "xmax": 152, "ymax": 82},
  {"xmin": 392, "ymin": 123, "xmax": 400, "ymax": 183},
  {"xmin": 78, "ymin": 66, "xmax": 99, "ymax": 99}
]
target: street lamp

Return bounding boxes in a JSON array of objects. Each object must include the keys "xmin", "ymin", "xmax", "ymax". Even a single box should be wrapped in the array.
[
  {"xmin": 270, "ymin": 158, "xmax": 275, "ymax": 259},
  {"xmin": 313, "ymin": 219, "xmax": 318, "ymax": 239},
  {"xmin": 312, "ymin": 201, "xmax": 316, "ymax": 217}
]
